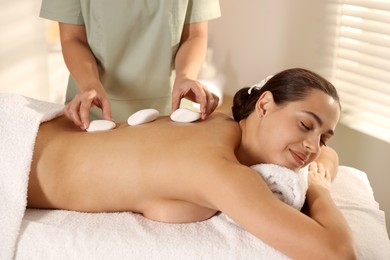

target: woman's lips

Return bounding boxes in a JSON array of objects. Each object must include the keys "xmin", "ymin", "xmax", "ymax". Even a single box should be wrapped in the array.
[{"xmin": 289, "ymin": 149, "xmax": 306, "ymax": 166}]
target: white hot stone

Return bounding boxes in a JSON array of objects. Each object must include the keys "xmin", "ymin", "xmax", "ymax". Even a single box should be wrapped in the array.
[
  {"xmin": 127, "ymin": 109, "xmax": 160, "ymax": 126},
  {"xmin": 170, "ymin": 108, "xmax": 201, "ymax": 123},
  {"xmin": 86, "ymin": 120, "xmax": 116, "ymax": 132}
]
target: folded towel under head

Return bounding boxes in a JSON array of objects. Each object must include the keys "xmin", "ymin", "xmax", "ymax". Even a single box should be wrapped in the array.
[{"xmin": 250, "ymin": 164, "xmax": 308, "ymax": 210}]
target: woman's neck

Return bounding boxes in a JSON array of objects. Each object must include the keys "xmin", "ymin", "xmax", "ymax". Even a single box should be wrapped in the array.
[{"xmin": 235, "ymin": 118, "xmax": 258, "ymax": 166}]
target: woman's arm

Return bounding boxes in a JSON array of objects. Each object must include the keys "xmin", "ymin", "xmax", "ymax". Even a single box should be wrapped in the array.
[
  {"xmin": 314, "ymin": 146, "xmax": 339, "ymax": 180},
  {"xmin": 59, "ymin": 23, "xmax": 111, "ymax": 129},
  {"xmin": 172, "ymin": 21, "xmax": 219, "ymax": 119},
  {"xmin": 201, "ymin": 162, "xmax": 356, "ymax": 260},
  {"xmin": 304, "ymin": 162, "xmax": 356, "ymax": 257}
]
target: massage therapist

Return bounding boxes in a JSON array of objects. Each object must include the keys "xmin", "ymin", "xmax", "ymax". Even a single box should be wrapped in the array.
[{"xmin": 39, "ymin": 0, "xmax": 221, "ymax": 130}]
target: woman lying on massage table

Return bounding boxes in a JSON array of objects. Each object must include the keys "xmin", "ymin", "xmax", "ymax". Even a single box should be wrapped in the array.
[{"xmin": 27, "ymin": 68, "xmax": 356, "ymax": 259}]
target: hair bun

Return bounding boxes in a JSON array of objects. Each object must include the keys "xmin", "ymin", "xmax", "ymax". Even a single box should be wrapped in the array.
[{"xmin": 232, "ymin": 87, "xmax": 252, "ymax": 122}]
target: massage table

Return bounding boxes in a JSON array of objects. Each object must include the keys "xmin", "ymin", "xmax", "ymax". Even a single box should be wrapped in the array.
[{"xmin": 1, "ymin": 93, "xmax": 389, "ymax": 259}]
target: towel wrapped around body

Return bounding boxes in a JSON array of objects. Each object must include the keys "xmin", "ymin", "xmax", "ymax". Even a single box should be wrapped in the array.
[{"xmin": 0, "ymin": 94, "xmax": 63, "ymax": 260}]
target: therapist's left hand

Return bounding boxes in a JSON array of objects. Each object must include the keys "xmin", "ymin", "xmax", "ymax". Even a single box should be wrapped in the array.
[{"xmin": 171, "ymin": 78, "xmax": 219, "ymax": 119}]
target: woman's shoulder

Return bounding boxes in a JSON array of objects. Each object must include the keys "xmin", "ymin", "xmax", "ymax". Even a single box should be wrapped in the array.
[
  {"xmin": 203, "ymin": 112, "xmax": 237, "ymax": 124},
  {"xmin": 199, "ymin": 112, "xmax": 240, "ymax": 134}
]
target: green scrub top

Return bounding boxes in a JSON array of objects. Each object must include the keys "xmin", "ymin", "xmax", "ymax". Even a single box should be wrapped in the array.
[{"xmin": 40, "ymin": 0, "xmax": 220, "ymax": 120}]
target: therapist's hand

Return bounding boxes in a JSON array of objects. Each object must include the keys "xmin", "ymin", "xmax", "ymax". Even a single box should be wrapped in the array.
[
  {"xmin": 64, "ymin": 87, "xmax": 112, "ymax": 130},
  {"xmin": 171, "ymin": 78, "xmax": 219, "ymax": 119}
]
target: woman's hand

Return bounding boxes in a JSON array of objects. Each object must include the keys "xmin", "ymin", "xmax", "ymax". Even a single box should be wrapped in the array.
[
  {"xmin": 171, "ymin": 78, "xmax": 219, "ymax": 119},
  {"xmin": 307, "ymin": 162, "xmax": 332, "ymax": 192},
  {"xmin": 64, "ymin": 87, "xmax": 112, "ymax": 130}
]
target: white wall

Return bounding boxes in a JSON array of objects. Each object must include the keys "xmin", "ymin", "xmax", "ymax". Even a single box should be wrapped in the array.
[
  {"xmin": 0, "ymin": 0, "xmax": 50, "ymax": 100},
  {"xmin": 208, "ymin": 0, "xmax": 331, "ymax": 95},
  {"xmin": 209, "ymin": 0, "xmax": 390, "ymax": 235}
]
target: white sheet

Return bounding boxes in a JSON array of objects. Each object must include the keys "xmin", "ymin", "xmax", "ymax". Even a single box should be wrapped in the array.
[
  {"xmin": 331, "ymin": 166, "xmax": 390, "ymax": 259},
  {"xmin": 13, "ymin": 167, "xmax": 390, "ymax": 260}
]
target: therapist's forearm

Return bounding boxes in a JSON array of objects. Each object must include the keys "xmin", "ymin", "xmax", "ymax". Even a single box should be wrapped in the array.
[
  {"xmin": 174, "ymin": 37, "xmax": 207, "ymax": 80},
  {"xmin": 174, "ymin": 23, "xmax": 208, "ymax": 81},
  {"xmin": 60, "ymin": 25, "xmax": 102, "ymax": 91},
  {"xmin": 61, "ymin": 40, "xmax": 102, "ymax": 91}
]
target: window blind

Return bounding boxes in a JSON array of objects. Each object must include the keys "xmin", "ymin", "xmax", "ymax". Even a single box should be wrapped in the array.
[{"xmin": 330, "ymin": 0, "xmax": 390, "ymax": 143}]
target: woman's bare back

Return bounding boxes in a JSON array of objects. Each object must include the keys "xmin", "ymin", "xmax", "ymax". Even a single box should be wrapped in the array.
[{"xmin": 27, "ymin": 113, "xmax": 241, "ymax": 223}]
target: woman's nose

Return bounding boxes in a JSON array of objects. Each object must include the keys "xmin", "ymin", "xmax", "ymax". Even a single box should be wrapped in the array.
[{"xmin": 303, "ymin": 135, "xmax": 320, "ymax": 153}]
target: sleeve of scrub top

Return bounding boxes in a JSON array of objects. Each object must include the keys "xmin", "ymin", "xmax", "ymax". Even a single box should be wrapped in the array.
[
  {"xmin": 185, "ymin": 0, "xmax": 221, "ymax": 24},
  {"xmin": 39, "ymin": 0, "xmax": 84, "ymax": 24}
]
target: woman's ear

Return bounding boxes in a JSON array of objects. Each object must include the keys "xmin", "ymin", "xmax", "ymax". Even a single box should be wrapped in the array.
[{"xmin": 255, "ymin": 91, "xmax": 275, "ymax": 118}]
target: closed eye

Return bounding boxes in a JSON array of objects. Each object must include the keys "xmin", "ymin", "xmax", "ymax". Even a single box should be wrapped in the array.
[
  {"xmin": 300, "ymin": 122, "xmax": 311, "ymax": 131},
  {"xmin": 301, "ymin": 121, "xmax": 328, "ymax": 147}
]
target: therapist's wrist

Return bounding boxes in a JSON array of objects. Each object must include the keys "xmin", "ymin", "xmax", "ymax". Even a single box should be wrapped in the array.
[{"xmin": 77, "ymin": 78, "xmax": 105, "ymax": 92}]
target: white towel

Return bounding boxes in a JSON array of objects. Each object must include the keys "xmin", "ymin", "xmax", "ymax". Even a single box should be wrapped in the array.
[
  {"xmin": 251, "ymin": 164, "xmax": 308, "ymax": 210},
  {"xmin": 0, "ymin": 93, "xmax": 63, "ymax": 260},
  {"xmin": 331, "ymin": 166, "xmax": 390, "ymax": 259}
]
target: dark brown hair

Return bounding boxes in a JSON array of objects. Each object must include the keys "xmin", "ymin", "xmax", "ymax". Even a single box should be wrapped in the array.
[{"xmin": 232, "ymin": 68, "xmax": 340, "ymax": 122}]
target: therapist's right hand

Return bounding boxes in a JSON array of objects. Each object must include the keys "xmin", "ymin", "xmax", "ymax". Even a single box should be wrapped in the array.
[{"xmin": 64, "ymin": 88, "xmax": 112, "ymax": 131}]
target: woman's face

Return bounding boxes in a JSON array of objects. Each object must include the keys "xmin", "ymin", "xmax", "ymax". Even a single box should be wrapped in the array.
[{"xmin": 249, "ymin": 89, "xmax": 340, "ymax": 171}]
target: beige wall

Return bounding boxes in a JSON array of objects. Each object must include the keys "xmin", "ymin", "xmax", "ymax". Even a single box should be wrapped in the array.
[
  {"xmin": 209, "ymin": 0, "xmax": 390, "ymax": 234},
  {"xmin": 208, "ymin": 0, "xmax": 331, "ymax": 95},
  {"xmin": 0, "ymin": 0, "xmax": 50, "ymax": 100}
]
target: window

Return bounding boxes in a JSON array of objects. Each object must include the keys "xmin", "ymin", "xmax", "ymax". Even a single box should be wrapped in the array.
[{"xmin": 329, "ymin": 0, "xmax": 390, "ymax": 143}]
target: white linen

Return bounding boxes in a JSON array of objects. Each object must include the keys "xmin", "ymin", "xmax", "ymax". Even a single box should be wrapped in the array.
[
  {"xmin": 14, "ymin": 167, "xmax": 390, "ymax": 260},
  {"xmin": 0, "ymin": 93, "xmax": 63, "ymax": 260},
  {"xmin": 331, "ymin": 166, "xmax": 390, "ymax": 259}
]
